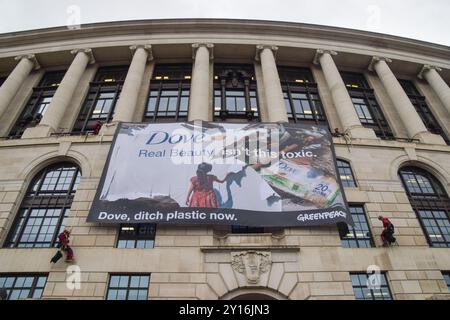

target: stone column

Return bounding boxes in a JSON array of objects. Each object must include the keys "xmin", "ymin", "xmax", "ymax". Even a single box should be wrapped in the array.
[
  {"xmin": 256, "ymin": 45, "xmax": 288, "ymax": 123},
  {"xmin": 113, "ymin": 45, "xmax": 152, "ymax": 123},
  {"xmin": 0, "ymin": 54, "xmax": 39, "ymax": 118},
  {"xmin": 370, "ymin": 57, "xmax": 445, "ymax": 144},
  {"xmin": 313, "ymin": 49, "xmax": 376, "ymax": 139},
  {"xmin": 22, "ymin": 49, "xmax": 95, "ymax": 138},
  {"xmin": 418, "ymin": 65, "xmax": 450, "ymax": 115},
  {"xmin": 188, "ymin": 43, "xmax": 214, "ymax": 121}
]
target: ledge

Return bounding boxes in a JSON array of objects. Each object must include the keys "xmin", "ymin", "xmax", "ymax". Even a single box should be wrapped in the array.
[{"xmin": 200, "ymin": 246, "xmax": 300, "ymax": 252}]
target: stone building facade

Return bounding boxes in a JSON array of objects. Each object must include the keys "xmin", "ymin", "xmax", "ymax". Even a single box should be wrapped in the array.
[{"xmin": 0, "ymin": 19, "xmax": 449, "ymax": 300}]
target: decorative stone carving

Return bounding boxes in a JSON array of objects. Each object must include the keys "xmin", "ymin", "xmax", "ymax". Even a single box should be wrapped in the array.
[{"xmin": 231, "ymin": 251, "xmax": 271, "ymax": 284}]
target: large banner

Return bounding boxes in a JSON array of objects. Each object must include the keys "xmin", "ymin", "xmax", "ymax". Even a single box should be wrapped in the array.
[{"xmin": 87, "ymin": 121, "xmax": 352, "ymax": 227}]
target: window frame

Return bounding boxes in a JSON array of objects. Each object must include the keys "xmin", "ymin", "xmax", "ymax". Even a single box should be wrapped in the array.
[
  {"xmin": 442, "ymin": 272, "xmax": 450, "ymax": 291},
  {"xmin": 339, "ymin": 205, "xmax": 375, "ymax": 248},
  {"xmin": 399, "ymin": 166, "xmax": 450, "ymax": 248},
  {"xmin": 4, "ymin": 162, "xmax": 81, "ymax": 248},
  {"xmin": 72, "ymin": 66, "xmax": 128, "ymax": 133},
  {"xmin": 399, "ymin": 79, "xmax": 449, "ymax": 144},
  {"xmin": 0, "ymin": 273, "xmax": 48, "ymax": 300},
  {"xmin": 116, "ymin": 224, "xmax": 156, "ymax": 249},
  {"xmin": 350, "ymin": 272, "xmax": 393, "ymax": 300},
  {"xmin": 9, "ymin": 71, "xmax": 65, "ymax": 138},
  {"xmin": 213, "ymin": 64, "xmax": 260, "ymax": 122},
  {"xmin": 278, "ymin": 66, "xmax": 328, "ymax": 125},
  {"xmin": 106, "ymin": 274, "xmax": 150, "ymax": 300},
  {"xmin": 341, "ymin": 72, "xmax": 394, "ymax": 140},
  {"xmin": 336, "ymin": 159, "xmax": 358, "ymax": 188},
  {"xmin": 144, "ymin": 64, "xmax": 192, "ymax": 122}
]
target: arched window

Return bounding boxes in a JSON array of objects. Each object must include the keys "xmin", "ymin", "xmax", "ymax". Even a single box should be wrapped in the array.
[
  {"xmin": 399, "ymin": 166, "xmax": 450, "ymax": 247},
  {"xmin": 337, "ymin": 160, "xmax": 357, "ymax": 188},
  {"xmin": 5, "ymin": 162, "xmax": 81, "ymax": 248}
]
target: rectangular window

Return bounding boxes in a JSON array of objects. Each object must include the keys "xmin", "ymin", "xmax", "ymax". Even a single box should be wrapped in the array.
[
  {"xmin": 106, "ymin": 274, "xmax": 150, "ymax": 300},
  {"xmin": 417, "ymin": 210, "xmax": 450, "ymax": 248},
  {"xmin": 0, "ymin": 274, "xmax": 47, "ymax": 300},
  {"xmin": 117, "ymin": 224, "xmax": 156, "ymax": 249},
  {"xmin": 9, "ymin": 71, "xmax": 65, "ymax": 138},
  {"xmin": 144, "ymin": 64, "xmax": 191, "ymax": 122},
  {"xmin": 442, "ymin": 272, "xmax": 450, "ymax": 291},
  {"xmin": 231, "ymin": 226, "xmax": 265, "ymax": 234},
  {"xmin": 279, "ymin": 66, "xmax": 328, "ymax": 126},
  {"xmin": 339, "ymin": 205, "xmax": 374, "ymax": 248},
  {"xmin": 213, "ymin": 64, "xmax": 259, "ymax": 121},
  {"xmin": 350, "ymin": 272, "xmax": 392, "ymax": 300},
  {"xmin": 336, "ymin": 160, "xmax": 357, "ymax": 188},
  {"xmin": 399, "ymin": 80, "xmax": 449, "ymax": 144},
  {"xmin": 73, "ymin": 66, "xmax": 128, "ymax": 133},
  {"xmin": 341, "ymin": 72, "xmax": 393, "ymax": 140}
]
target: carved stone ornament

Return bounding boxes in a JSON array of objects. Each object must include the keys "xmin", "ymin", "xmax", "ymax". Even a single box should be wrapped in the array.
[{"xmin": 231, "ymin": 251, "xmax": 272, "ymax": 284}]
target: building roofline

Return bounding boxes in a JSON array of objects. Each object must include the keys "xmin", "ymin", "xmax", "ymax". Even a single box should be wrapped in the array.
[{"xmin": 0, "ymin": 18, "xmax": 448, "ymax": 60}]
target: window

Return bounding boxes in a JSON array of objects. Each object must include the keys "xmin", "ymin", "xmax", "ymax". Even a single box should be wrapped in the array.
[
  {"xmin": 399, "ymin": 80, "xmax": 449, "ymax": 144},
  {"xmin": 341, "ymin": 72, "xmax": 393, "ymax": 140},
  {"xmin": 213, "ymin": 64, "xmax": 259, "ymax": 121},
  {"xmin": 442, "ymin": 272, "xmax": 450, "ymax": 291},
  {"xmin": 336, "ymin": 160, "xmax": 357, "ymax": 188},
  {"xmin": 9, "ymin": 71, "xmax": 65, "ymax": 138},
  {"xmin": 117, "ymin": 224, "xmax": 156, "ymax": 248},
  {"xmin": 144, "ymin": 64, "xmax": 191, "ymax": 122},
  {"xmin": 5, "ymin": 162, "xmax": 80, "ymax": 248},
  {"xmin": 73, "ymin": 66, "xmax": 128, "ymax": 133},
  {"xmin": 106, "ymin": 274, "xmax": 150, "ymax": 300},
  {"xmin": 0, "ymin": 274, "xmax": 47, "ymax": 300},
  {"xmin": 231, "ymin": 226, "xmax": 265, "ymax": 234},
  {"xmin": 350, "ymin": 272, "xmax": 392, "ymax": 300},
  {"xmin": 399, "ymin": 166, "xmax": 450, "ymax": 247},
  {"xmin": 339, "ymin": 205, "xmax": 374, "ymax": 248},
  {"xmin": 278, "ymin": 67, "xmax": 327, "ymax": 125}
]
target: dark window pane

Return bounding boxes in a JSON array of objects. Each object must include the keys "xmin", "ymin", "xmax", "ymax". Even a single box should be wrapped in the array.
[
  {"xmin": 9, "ymin": 71, "xmax": 65, "ymax": 137},
  {"xmin": 213, "ymin": 64, "xmax": 259, "ymax": 121},
  {"xmin": 0, "ymin": 274, "xmax": 47, "ymax": 300},
  {"xmin": 72, "ymin": 66, "xmax": 127, "ymax": 133},
  {"xmin": 5, "ymin": 163, "xmax": 79, "ymax": 248},
  {"xmin": 399, "ymin": 167, "xmax": 450, "ymax": 247},
  {"xmin": 350, "ymin": 272, "xmax": 392, "ymax": 300},
  {"xmin": 339, "ymin": 205, "xmax": 374, "ymax": 248},
  {"xmin": 341, "ymin": 72, "xmax": 393, "ymax": 139},
  {"xmin": 399, "ymin": 80, "xmax": 449, "ymax": 143},
  {"xmin": 116, "ymin": 224, "xmax": 156, "ymax": 249},
  {"xmin": 107, "ymin": 274, "xmax": 150, "ymax": 301}
]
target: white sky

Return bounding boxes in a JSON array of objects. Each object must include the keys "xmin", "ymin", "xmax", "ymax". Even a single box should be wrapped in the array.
[{"xmin": 0, "ymin": 0, "xmax": 449, "ymax": 46}]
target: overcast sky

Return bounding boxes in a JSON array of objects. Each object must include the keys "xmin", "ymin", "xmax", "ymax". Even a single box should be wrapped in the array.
[{"xmin": 0, "ymin": 0, "xmax": 449, "ymax": 46}]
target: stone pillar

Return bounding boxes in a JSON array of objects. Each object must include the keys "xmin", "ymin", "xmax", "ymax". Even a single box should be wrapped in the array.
[
  {"xmin": 113, "ymin": 45, "xmax": 152, "ymax": 123},
  {"xmin": 370, "ymin": 57, "xmax": 445, "ymax": 144},
  {"xmin": 418, "ymin": 65, "xmax": 450, "ymax": 115},
  {"xmin": 0, "ymin": 54, "xmax": 39, "ymax": 119},
  {"xmin": 313, "ymin": 49, "xmax": 376, "ymax": 139},
  {"xmin": 188, "ymin": 43, "xmax": 214, "ymax": 121},
  {"xmin": 22, "ymin": 49, "xmax": 95, "ymax": 138},
  {"xmin": 255, "ymin": 45, "xmax": 288, "ymax": 123}
]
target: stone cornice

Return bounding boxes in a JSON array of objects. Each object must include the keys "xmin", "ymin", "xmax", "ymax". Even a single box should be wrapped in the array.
[{"xmin": 0, "ymin": 19, "xmax": 448, "ymax": 65}]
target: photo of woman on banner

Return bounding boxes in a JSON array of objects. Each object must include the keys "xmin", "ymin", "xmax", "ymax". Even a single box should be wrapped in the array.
[{"xmin": 185, "ymin": 162, "xmax": 235, "ymax": 207}]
